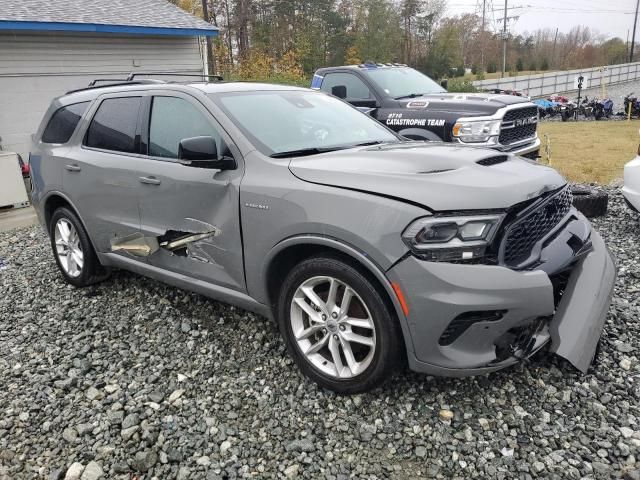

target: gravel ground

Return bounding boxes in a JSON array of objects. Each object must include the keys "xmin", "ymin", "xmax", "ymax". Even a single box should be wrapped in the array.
[{"xmin": 1, "ymin": 188, "xmax": 640, "ymax": 480}]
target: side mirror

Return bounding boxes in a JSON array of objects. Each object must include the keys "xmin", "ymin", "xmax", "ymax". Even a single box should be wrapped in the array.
[
  {"xmin": 331, "ymin": 85, "xmax": 347, "ymax": 99},
  {"xmin": 440, "ymin": 79, "xmax": 448, "ymax": 90},
  {"xmin": 178, "ymin": 136, "xmax": 236, "ymax": 170},
  {"xmin": 349, "ymin": 98, "xmax": 380, "ymax": 109}
]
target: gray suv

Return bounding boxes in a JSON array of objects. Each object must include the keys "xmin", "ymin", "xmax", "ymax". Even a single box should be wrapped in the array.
[{"xmin": 30, "ymin": 80, "xmax": 616, "ymax": 393}]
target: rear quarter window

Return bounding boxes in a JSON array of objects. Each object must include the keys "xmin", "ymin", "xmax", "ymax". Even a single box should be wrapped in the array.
[{"xmin": 41, "ymin": 102, "xmax": 90, "ymax": 144}]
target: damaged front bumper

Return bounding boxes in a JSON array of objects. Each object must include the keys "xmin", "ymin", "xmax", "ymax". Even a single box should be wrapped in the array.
[{"xmin": 387, "ymin": 220, "xmax": 616, "ymax": 377}]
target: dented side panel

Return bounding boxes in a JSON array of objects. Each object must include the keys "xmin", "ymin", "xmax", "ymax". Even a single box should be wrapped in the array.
[{"xmin": 135, "ymin": 160, "xmax": 245, "ymax": 292}]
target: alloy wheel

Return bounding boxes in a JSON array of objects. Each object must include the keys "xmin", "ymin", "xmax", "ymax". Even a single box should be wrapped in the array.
[
  {"xmin": 290, "ymin": 276, "xmax": 377, "ymax": 379},
  {"xmin": 54, "ymin": 218, "xmax": 84, "ymax": 278}
]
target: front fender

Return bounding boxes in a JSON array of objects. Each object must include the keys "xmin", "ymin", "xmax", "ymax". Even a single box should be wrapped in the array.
[{"xmin": 261, "ymin": 235, "xmax": 415, "ymax": 356}]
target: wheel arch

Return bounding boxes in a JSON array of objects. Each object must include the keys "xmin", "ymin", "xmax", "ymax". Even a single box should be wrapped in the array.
[
  {"xmin": 262, "ymin": 235, "xmax": 414, "ymax": 356},
  {"xmin": 397, "ymin": 128, "xmax": 443, "ymax": 141},
  {"xmin": 42, "ymin": 192, "xmax": 99, "ymax": 252}
]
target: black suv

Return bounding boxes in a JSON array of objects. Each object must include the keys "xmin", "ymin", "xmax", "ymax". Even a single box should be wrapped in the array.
[{"xmin": 311, "ymin": 63, "xmax": 540, "ymax": 159}]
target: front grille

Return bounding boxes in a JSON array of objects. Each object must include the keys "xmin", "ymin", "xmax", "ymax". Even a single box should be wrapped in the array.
[
  {"xmin": 499, "ymin": 106, "xmax": 538, "ymax": 146},
  {"xmin": 501, "ymin": 187, "xmax": 573, "ymax": 267}
]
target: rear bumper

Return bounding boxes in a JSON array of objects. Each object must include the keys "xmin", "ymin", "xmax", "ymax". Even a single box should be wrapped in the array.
[{"xmin": 388, "ymin": 222, "xmax": 615, "ymax": 376}]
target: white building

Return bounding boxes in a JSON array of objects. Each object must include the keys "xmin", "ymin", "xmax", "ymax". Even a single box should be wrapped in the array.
[{"xmin": 0, "ymin": 0, "xmax": 218, "ymax": 159}]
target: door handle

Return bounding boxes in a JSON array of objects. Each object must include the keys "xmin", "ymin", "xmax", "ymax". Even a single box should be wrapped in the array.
[
  {"xmin": 64, "ymin": 164, "xmax": 81, "ymax": 172},
  {"xmin": 139, "ymin": 176, "xmax": 161, "ymax": 185}
]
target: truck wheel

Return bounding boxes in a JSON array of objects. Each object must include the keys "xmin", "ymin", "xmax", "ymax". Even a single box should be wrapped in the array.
[
  {"xmin": 49, "ymin": 207, "xmax": 110, "ymax": 287},
  {"xmin": 278, "ymin": 255, "xmax": 402, "ymax": 393},
  {"xmin": 570, "ymin": 185, "xmax": 608, "ymax": 218}
]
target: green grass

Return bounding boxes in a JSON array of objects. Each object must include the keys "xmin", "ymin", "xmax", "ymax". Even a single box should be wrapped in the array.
[{"xmin": 538, "ymin": 121, "xmax": 639, "ymax": 184}]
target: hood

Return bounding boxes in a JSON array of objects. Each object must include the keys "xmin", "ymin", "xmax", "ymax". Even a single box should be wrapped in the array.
[
  {"xmin": 288, "ymin": 143, "xmax": 566, "ymax": 211},
  {"xmin": 401, "ymin": 93, "xmax": 532, "ymax": 116}
]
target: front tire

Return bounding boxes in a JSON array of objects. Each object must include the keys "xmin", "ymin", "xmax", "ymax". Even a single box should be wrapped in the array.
[
  {"xmin": 49, "ymin": 207, "xmax": 109, "ymax": 287},
  {"xmin": 277, "ymin": 256, "xmax": 402, "ymax": 393}
]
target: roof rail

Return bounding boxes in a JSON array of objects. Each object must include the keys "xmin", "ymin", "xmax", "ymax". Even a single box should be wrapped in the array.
[
  {"xmin": 88, "ymin": 78, "xmax": 128, "ymax": 86},
  {"xmin": 65, "ymin": 79, "xmax": 165, "ymax": 95},
  {"xmin": 65, "ymin": 72, "xmax": 224, "ymax": 95},
  {"xmin": 126, "ymin": 72, "xmax": 224, "ymax": 81}
]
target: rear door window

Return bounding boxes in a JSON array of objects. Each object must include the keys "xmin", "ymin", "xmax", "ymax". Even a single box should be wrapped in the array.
[
  {"xmin": 41, "ymin": 102, "xmax": 90, "ymax": 144},
  {"xmin": 148, "ymin": 96, "xmax": 221, "ymax": 159},
  {"xmin": 84, "ymin": 97, "xmax": 142, "ymax": 153}
]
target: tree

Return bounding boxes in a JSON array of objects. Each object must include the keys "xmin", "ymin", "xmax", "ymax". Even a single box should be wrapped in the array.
[
  {"xmin": 419, "ymin": 20, "xmax": 462, "ymax": 78},
  {"xmin": 171, "ymin": 0, "xmax": 632, "ymax": 81}
]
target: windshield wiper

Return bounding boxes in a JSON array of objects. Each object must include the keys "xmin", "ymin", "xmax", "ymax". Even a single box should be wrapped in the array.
[
  {"xmin": 270, "ymin": 140, "xmax": 402, "ymax": 158},
  {"xmin": 353, "ymin": 140, "xmax": 388, "ymax": 147},
  {"xmin": 269, "ymin": 146, "xmax": 349, "ymax": 158},
  {"xmin": 394, "ymin": 93, "xmax": 425, "ymax": 100}
]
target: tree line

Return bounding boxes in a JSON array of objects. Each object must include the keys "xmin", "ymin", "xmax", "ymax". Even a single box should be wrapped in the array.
[{"xmin": 171, "ymin": 0, "xmax": 634, "ymax": 83}]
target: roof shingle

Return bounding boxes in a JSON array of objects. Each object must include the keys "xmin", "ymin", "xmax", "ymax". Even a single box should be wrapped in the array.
[{"xmin": 0, "ymin": 0, "xmax": 217, "ymax": 32}]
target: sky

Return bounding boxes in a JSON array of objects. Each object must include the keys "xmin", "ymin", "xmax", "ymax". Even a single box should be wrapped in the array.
[{"xmin": 446, "ymin": 0, "xmax": 639, "ymax": 41}]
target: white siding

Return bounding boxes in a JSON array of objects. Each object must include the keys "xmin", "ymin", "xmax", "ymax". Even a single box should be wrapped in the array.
[{"xmin": 0, "ymin": 31, "xmax": 205, "ymax": 158}]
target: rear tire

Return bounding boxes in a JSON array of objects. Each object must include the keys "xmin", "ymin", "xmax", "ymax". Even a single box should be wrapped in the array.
[
  {"xmin": 49, "ymin": 207, "xmax": 109, "ymax": 287},
  {"xmin": 570, "ymin": 185, "xmax": 608, "ymax": 218},
  {"xmin": 277, "ymin": 255, "xmax": 402, "ymax": 393}
]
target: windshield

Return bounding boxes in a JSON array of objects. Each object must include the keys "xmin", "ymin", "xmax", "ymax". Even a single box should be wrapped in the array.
[
  {"xmin": 367, "ymin": 68, "xmax": 446, "ymax": 99},
  {"xmin": 211, "ymin": 91, "xmax": 399, "ymax": 156}
]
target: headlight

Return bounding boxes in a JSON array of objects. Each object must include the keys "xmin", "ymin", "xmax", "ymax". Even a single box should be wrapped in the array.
[
  {"xmin": 402, "ymin": 214, "xmax": 504, "ymax": 262},
  {"xmin": 452, "ymin": 119, "xmax": 501, "ymax": 143}
]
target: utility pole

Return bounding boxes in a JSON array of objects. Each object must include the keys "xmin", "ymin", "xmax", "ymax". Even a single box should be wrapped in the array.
[
  {"xmin": 481, "ymin": 0, "xmax": 486, "ymax": 73},
  {"xmin": 201, "ymin": 0, "xmax": 216, "ymax": 76},
  {"xmin": 627, "ymin": 29, "xmax": 630, "ymax": 60},
  {"xmin": 502, "ymin": 0, "xmax": 507, "ymax": 77},
  {"xmin": 631, "ymin": 0, "xmax": 639, "ymax": 63},
  {"xmin": 551, "ymin": 27, "xmax": 558, "ymax": 69}
]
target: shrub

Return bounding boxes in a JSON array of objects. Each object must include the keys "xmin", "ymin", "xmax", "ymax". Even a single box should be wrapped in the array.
[
  {"xmin": 446, "ymin": 79, "xmax": 477, "ymax": 93},
  {"xmin": 229, "ymin": 48, "xmax": 306, "ymax": 85}
]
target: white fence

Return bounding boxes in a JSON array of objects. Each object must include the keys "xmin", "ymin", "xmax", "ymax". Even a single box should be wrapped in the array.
[{"xmin": 472, "ymin": 62, "xmax": 640, "ymax": 98}]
